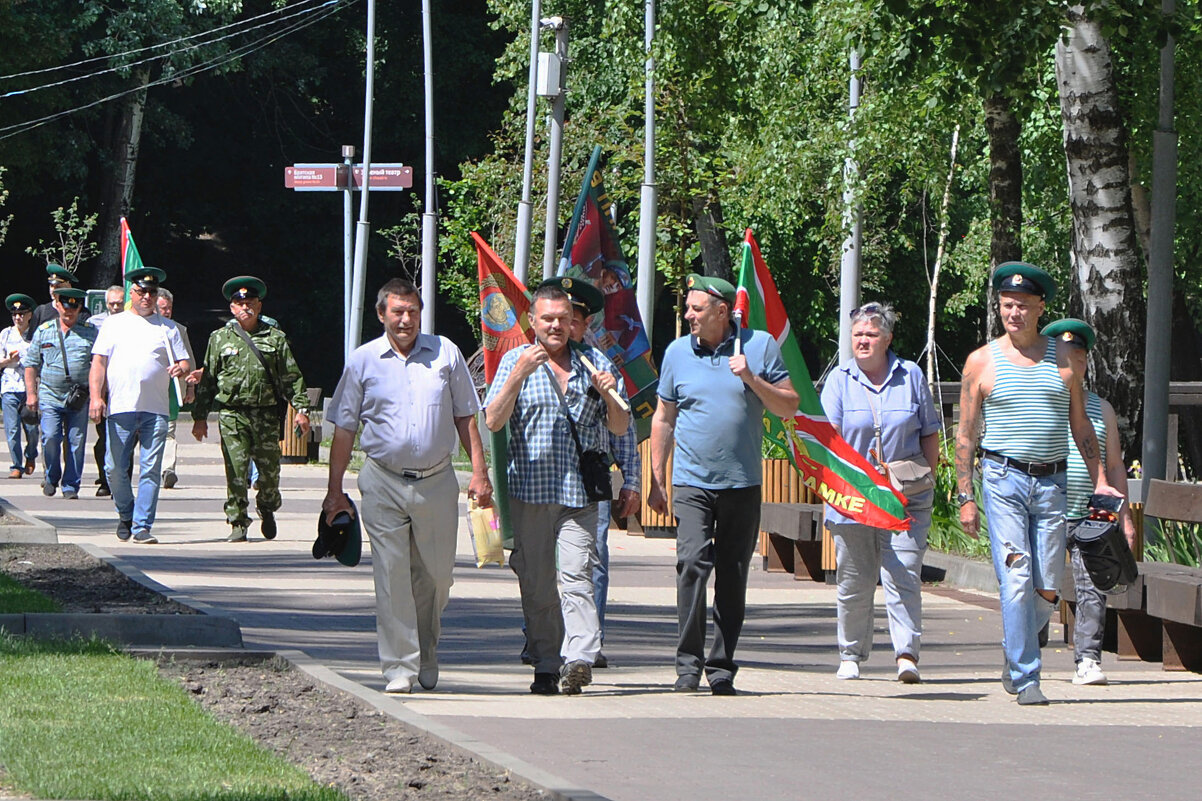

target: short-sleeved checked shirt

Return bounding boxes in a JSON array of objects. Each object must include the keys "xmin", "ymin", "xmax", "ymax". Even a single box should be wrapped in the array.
[
  {"xmin": 483, "ymin": 343, "xmax": 626, "ymax": 507},
  {"xmin": 609, "ymin": 426, "xmax": 640, "ymax": 491}
]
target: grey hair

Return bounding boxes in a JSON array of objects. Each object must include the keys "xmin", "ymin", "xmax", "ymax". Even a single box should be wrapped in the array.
[
  {"xmin": 156, "ymin": 288, "xmax": 174, "ymax": 304},
  {"xmin": 848, "ymin": 301, "xmax": 897, "ymax": 335},
  {"xmin": 106, "ymin": 285, "xmax": 124, "ymax": 295}
]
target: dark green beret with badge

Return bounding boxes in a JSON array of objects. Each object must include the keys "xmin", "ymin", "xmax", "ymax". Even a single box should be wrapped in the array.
[
  {"xmin": 125, "ymin": 266, "xmax": 166, "ymax": 288},
  {"xmin": 223, "ymin": 275, "xmax": 267, "ymax": 302},
  {"xmin": 1042, "ymin": 318, "xmax": 1096, "ymax": 351},
  {"xmin": 686, "ymin": 273, "xmax": 736, "ymax": 305},
  {"xmin": 6, "ymin": 294, "xmax": 35, "ymax": 313},
  {"xmin": 47, "ymin": 264, "xmax": 79, "ymax": 284},
  {"xmin": 992, "ymin": 261, "xmax": 1056, "ymax": 302},
  {"xmin": 538, "ymin": 275, "xmax": 603, "ymax": 316}
]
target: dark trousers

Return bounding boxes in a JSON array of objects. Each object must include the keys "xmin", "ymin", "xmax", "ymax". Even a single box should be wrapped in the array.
[
  {"xmin": 93, "ymin": 420, "xmax": 107, "ymax": 488},
  {"xmin": 673, "ymin": 484, "xmax": 761, "ymax": 684}
]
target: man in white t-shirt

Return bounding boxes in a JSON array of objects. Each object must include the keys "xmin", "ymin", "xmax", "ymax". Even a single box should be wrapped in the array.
[{"xmin": 88, "ymin": 267, "xmax": 190, "ymax": 544}]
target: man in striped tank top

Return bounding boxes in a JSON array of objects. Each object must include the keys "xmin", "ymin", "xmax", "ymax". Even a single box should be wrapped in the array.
[
  {"xmin": 1042, "ymin": 318, "xmax": 1136, "ymax": 687},
  {"xmin": 955, "ymin": 262, "xmax": 1123, "ymax": 705}
]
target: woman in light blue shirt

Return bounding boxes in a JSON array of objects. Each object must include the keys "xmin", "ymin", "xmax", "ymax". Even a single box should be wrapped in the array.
[
  {"xmin": 819, "ymin": 302, "xmax": 941, "ymax": 684},
  {"xmin": 0, "ymin": 294, "xmax": 38, "ymax": 478}
]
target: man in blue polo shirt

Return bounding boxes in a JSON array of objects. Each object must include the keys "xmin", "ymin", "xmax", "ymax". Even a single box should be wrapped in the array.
[{"xmin": 649, "ymin": 274, "xmax": 798, "ymax": 695}]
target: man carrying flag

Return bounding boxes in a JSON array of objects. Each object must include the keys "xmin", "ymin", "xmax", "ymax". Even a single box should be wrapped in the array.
[{"xmin": 649, "ymin": 273, "xmax": 798, "ymax": 696}]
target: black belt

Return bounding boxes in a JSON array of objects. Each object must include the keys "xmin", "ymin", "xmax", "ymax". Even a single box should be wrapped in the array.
[{"xmin": 980, "ymin": 449, "xmax": 1066, "ymax": 477}]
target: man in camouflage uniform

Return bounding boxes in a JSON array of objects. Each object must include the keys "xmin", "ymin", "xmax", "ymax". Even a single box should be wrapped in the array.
[{"xmin": 192, "ymin": 276, "xmax": 311, "ymax": 542}]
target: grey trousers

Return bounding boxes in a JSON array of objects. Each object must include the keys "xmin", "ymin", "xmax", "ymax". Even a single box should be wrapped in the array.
[
  {"xmin": 833, "ymin": 524, "xmax": 926, "ymax": 663},
  {"xmin": 509, "ymin": 499, "xmax": 601, "ymax": 673},
  {"xmin": 1068, "ymin": 536, "xmax": 1107, "ymax": 663},
  {"xmin": 358, "ymin": 458, "xmax": 459, "ymax": 685},
  {"xmin": 673, "ymin": 484, "xmax": 761, "ymax": 684}
]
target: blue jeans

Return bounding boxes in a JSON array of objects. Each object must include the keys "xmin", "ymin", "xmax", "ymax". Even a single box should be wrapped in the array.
[
  {"xmin": 106, "ymin": 412, "xmax": 168, "ymax": 536},
  {"xmin": 40, "ymin": 402, "xmax": 88, "ymax": 492},
  {"xmin": 592, "ymin": 499, "xmax": 610, "ymax": 641},
  {"xmin": 980, "ymin": 459, "xmax": 1067, "ymax": 692},
  {"xmin": 2, "ymin": 392, "xmax": 37, "ymax": 472}
]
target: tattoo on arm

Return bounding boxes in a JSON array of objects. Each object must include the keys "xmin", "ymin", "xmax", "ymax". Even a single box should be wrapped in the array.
[{"xmin": 1078, "ymin": 431, "xmax": 1099, "ymax": 461}]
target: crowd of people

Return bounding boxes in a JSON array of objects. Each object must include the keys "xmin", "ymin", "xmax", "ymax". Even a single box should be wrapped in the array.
[{"xmin": 1, "ymin": 260, "xmax": 1135, "ymax": 704}]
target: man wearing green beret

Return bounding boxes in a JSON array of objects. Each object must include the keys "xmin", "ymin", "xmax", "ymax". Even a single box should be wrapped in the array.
[
  {"xmin": 649, "ymin": 273, "xmax": 799, "ymax": 696},
  {"xmin": 31, "ymin": 264, "xmax": 91, "ymax": 329},
  {"xmin": 24, "ymin": 287, "xmax": 98, "ymax": 499},
  {"xmin": 192, "ymin": 276, "xmax": 311, "ymax": 543},
  {"xmin": 955, "ymin": 262, "xmax": 1123, "ymax": 705},
  {"xmin": 1041, "ymin": 318, "xmax": 1134, "ymax": 688},
  {"xmin": 0, "ymin": 294, "xmax": 39, "ymax": 479},
  {"xmin": 89, "ymin": 267, "xmax": 190, "ymax": 543}
]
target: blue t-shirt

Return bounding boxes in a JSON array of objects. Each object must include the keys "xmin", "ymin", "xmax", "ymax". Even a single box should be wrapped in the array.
[{"xmin": 657, "ymin": 326, "xmax": 789, "ymax": 489}]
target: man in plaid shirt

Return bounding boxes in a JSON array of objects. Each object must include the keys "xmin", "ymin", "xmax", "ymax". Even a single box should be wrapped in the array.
[{"xmin": 484, "ymin": 280, "xmax": 630, "ymax": 696}]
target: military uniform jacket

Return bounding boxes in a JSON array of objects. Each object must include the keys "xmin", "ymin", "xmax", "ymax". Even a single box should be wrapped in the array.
[
  {"xmin": 192, "ymin": 319, "xmax": 308, "ymax": 418},
  {"xmin": 22, "ymin": 320, "xmax": 97, "ymax": 405}
]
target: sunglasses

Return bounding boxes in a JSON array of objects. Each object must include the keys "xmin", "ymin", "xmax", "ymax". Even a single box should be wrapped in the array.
[
  {"xmin": 849, "ymin": 302, "xmax": 885, "ymax": 319},
  {"xmin": 131, "ymin": 285, "xmax": 158, "ymax": 296},
  {"xmin": 59, "ymin": 299, "xmax": 83, "ymax": 309}
]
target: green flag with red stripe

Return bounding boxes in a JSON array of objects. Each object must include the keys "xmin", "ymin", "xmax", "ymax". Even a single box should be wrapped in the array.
[{"xmin": 734, "ymin": 228, "xmax": 910, "ymax": 530}]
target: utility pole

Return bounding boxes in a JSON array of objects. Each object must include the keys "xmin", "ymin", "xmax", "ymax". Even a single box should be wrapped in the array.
[
  {"xmin": 342, "ymin": 144, "xmax": 355, "ymax": 361},
  {"xmin": 349, "ymin": 0, "xmax": 377, "ymax": 351},
  {"xmin": 636, "ymin": 0, "xmax": 656, "ymax": 346},
  {"xmin": 541, "ymin": 17, "xmax": 568, "ymax": 278},
  {"xmin": 420, "ymin": 0, "xmax": 437, "ymax": 331},
  {"xmin": 838, "ymin": 47, "xmax": 863, "ymax": 363},
  {"xmin": 513, "ymin": 0, "xmax": 542, "ymax": 285}
]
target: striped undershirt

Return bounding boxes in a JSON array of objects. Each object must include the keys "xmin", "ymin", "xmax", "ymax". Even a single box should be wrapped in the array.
[
  {"xmin": 1065, "ymin": 391, "xmax": 1106, "ymax": 518},
  {"xmin": 980, "ymin": 337, "xmax": 1070, "ymax": 463}
]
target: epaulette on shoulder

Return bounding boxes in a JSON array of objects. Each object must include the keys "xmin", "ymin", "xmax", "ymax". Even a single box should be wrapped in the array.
[{"xmin": 37, "ymin": 320, "xmax": 55, "ymax": 331}]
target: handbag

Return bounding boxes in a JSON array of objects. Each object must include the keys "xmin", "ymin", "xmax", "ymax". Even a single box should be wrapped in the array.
[
  {"xmin": 857, "ymin": 375, "xmax": 934, "ymax": 500},
  {"xmin": 544, "ymin": 363, "xmax": 613, "ymax": 503},
  {"xmin": 55, "ymin": 327, "xmax": 88, "ymax": 412}
]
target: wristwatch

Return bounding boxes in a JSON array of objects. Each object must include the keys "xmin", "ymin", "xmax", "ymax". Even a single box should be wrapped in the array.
[{"xmin": 956, "ymin": 492, "xmax": 976, "ymax": 507}]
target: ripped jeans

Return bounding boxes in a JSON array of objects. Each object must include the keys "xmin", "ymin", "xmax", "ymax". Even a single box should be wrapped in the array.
[{"xmin": 980, "ymin": 459, "xmax": 1067, "ymax": 692}]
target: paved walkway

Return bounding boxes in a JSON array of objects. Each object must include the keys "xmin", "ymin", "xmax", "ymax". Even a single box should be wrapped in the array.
[{"xmin": 9, "ymin": 437, "xmax": 1202, "ymax": 801}]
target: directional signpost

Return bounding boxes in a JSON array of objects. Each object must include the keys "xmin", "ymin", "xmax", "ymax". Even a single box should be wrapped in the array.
[{"xmin": 285, "ymin": 158, "xmax": 413, "ymax": 360}]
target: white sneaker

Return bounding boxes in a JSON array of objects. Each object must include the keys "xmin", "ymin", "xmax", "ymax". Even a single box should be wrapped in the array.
[
  {"xmin": 1073, "ymin": 658, "xmax": 1108, "ymax": 686},
  {"xmin": 896, "ymin": 657, "xmax": 921, "ymax": 684},
  {"xmin": 836, "ymin": 660, "xmax": 860, "ymax": 680},
  {"xmin": 384, "ymin": 676, "xmax": 413, "ymax": 694}
]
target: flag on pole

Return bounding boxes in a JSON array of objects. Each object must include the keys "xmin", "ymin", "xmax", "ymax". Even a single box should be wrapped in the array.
[
  {"xmin": 558, "ymin": 146, "xmax": 658, "ymax": 419},
  {"xmin": 121, "ymin": 217, "xmax": 183, "ymax": 419},
  {"xmin": 473, "ymin": 232, "xmax": 534, "ymax": 550},
  {"xmin": 734, "ymin": 228, "xmax": 910, "ymax": 530}
]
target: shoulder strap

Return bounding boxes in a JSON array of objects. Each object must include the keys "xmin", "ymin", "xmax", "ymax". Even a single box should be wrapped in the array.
[
  {"xmin": 542, "ymin": 362, "xmax": 588, "ymax": 460},
  {"xmin": 54, "ymin": 325, "xmax": 73, "ymax": 383},
  {"xmin": 229, "ymin": 322, "xmax": 286, "ymax": 403}
]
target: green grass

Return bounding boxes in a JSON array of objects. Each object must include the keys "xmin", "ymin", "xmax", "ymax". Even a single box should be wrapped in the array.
[
  {"xmin": 0, "ymin": 573, "xmax": 61, "ymax": 614},
  {"xmin": 0, "ymin": 635, "xmax": 346, "ymax": 801}
]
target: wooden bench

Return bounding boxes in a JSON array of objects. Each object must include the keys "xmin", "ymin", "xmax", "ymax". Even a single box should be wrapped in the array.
[
  {"xmin": 1062, "ymin": 479, "xmax": 1202, "ymax": 672},
  {"xmin": 759, "ymin": 502, "xmax": 825, "ymax": 581}
]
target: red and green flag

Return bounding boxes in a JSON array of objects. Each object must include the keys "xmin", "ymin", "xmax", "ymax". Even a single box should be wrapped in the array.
[
  {"xmin": 558, "ymin": 146, "xmax": 658, "ymax": 420},
  {"xmin": 122, "ymin": 217, "xmax": 183, "ymax": 420},
  {"xmin": 734, "ymin": 228, "xmax": 910, "ymax": 530}
]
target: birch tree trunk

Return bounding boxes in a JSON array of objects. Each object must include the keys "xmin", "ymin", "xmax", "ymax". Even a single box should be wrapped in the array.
[
  {"xmin": 983, "ymin": 92, "xmax": 1022, "ymax": 341},
  {"xmin": 96, "ymin": 69, "xmax": 150, "ymax": 287},
  {"xmin": 927, "ymin": 125, "xmax": 960, "ymax": 391},
  {"xmin": 1055, "ymin": 5, "xmax": 1145, "ymax": 455}
]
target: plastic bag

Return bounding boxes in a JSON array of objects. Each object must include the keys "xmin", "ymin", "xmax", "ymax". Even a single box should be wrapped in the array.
[{"xmin": 467, "ymin": 498, "xmax": 504, "ymax": 568}]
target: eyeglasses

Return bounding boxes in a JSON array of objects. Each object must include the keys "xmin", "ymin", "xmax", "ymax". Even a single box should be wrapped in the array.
[{"xmin": 131, "ymin": 286, "xmax": 158, "ymax": 296}]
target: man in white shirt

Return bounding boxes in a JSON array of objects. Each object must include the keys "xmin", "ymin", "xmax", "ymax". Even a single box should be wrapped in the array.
[{"xmin": 88, "ymin": 267, "xmax": 190, "ymax": 544}]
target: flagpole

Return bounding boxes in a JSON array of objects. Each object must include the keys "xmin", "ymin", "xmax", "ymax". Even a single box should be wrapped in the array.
[
  {"xmin": 420, "ymin": 0, "xmax": 437, "ymax": 332},
  {"xmin": 349, "ymin": 0, "xmax": 377, "ymax": 351},
  {"xmin": 636, "ymin": 0, "xmax": 657, "ymax": 347},
  {"xmin": 541, "ymin": 18, "xmax": 568, "ymax": 279}
]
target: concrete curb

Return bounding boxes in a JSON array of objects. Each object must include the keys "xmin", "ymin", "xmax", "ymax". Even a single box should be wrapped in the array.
[
  {"xmin": 76, "ymin": 542, "xmax": 236, "ymax": 620},
  {"xmin": 0, "ymin": 497, "xmax": 57, "ymax": 543},
  {"xmin": 923, "ymin": 549, "xmax": 999, "ymax": 594}
]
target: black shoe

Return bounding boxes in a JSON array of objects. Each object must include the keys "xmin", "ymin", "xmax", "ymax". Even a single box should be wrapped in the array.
[
  {"xmin": 673, "ymin": 674, "xmax": 700, "ymax": 693},
  {"xmin": 530, "ymin": 673, "xmax": 559, "ymax": 695},
  {"xmin": 162, "ymin": 470, "xmax": 177, "ymax": 489},
  {"xmin": 594, "ymin": 652, "xmax": 609, "ymax": 669},
  {"xmin": 710, "ymin": 679, "xmax": 737, "ymax": 696},
  {"xmin": 259, "ymin": 508, "xmax": 276, "ymax": 540},
  {"xmin": 96, "ymin": 485, "xmax": 111, "ymax": 497},
  {"xmin": 116, "ymin": 519, "xmax": 133, "ymax": 542}
]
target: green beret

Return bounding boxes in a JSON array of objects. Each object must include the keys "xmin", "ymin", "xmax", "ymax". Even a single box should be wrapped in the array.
[
  {"xmin": 223, "ymin": 275, "xmax": 267, "ymax": 302},
  {"xmin": 47, "ymin": 264, "xmax": 78, "ymax": 284},
  {"xmin": 125, "ymin": 266, "xmax": 166, "ymax": 287},
  {"xmin": 1041, "ymin": 318, "xmax": 1095, "ymax": 351},
  {"xmin": 52, "ymin": 287, "xmax": 87, "ymax": 301},
  {"xmin": 685, "ymin": 273, "xmax": 736, "ymax": 305},
  {"xmin": 538, "ymin": 275, "xmax": 603, "ymax": 316},
  {"xmin": 992, "ymin": 261, "xmax": 1056, "ymax": 302},
  {"xmin": 5, "ymin": 294, "xmax": 35, "ymax": 313}
]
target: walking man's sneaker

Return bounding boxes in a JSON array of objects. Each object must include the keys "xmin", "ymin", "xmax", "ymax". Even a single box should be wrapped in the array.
[
  {"xmin": 62, "ymin": 489, "xmax": 78, "ymax": 500},
  {"xmin": 897, "ymin": 657, "xmax": 921, "ymax": 684},
  {"xmin": 226, "ymin": 525, "xmax": 248, "ymax": 543},
  {"xmin": 42, "ymin": 482, "xmax": 55, "ymax": 497},
  {"xmin": 132, "ymin": 530, "xmax": 158, "ymax": 544},
  {"xmin": 1073, "ymin": 657, "xmax": 1108, "ymax": 686},
  {"xmin": 116, "ymin": 519, "xmax": 133, "ymax": 542},
  {"xmin": 673, "ymin": 674, "xmax": 701, "ymax": 692},
  {"xmin": 1017, "ymin": 684, "xmax": 1049, "ymax": 706},
  {"xmin": 560, "ymin": 661, "xmax": 592, "ymax": 695},
  {"xmin": 259, "ymin": 508, "xmax": 277, "ymax": 540},
  {"xmin": 836, "ymin": 660, "xmax": 860, "ymax": 680},
  {"xmin": 162, "ymin": 469, "xmax": 177, "ymax": 489}
]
